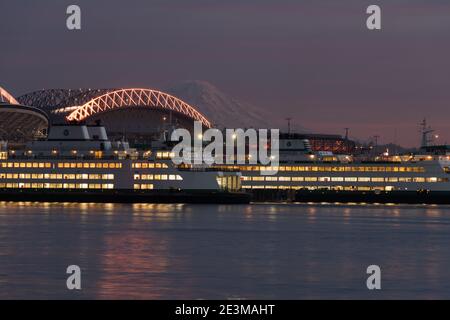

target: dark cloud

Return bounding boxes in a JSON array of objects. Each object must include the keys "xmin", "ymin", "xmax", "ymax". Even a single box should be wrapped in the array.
[{"xmin": 1, "ymin": 0, "xmax": 449, "ymax": 146}]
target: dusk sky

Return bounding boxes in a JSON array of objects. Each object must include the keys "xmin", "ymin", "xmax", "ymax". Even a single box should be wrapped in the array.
[{"xmin": 1, "ymin": 0, "xmax": 449, "ymax": 147}]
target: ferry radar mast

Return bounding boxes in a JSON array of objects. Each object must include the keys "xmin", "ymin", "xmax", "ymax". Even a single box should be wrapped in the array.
[
  {"xmin": 285, "ymin": 117, "xmax": 292, "ymax": 135},
  {"xmin": 420, "ymin": 118, "xmax": 434, "ymax": 148}
]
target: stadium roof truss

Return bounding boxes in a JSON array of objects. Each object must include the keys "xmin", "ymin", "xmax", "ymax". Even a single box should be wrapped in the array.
[
  {"xmin": 66, "ymin": 88, "xmax": 212, "ymax": 128},
  {"xmin": 17, "ymin": 88, "xmax": 113, "ymax": 112}
]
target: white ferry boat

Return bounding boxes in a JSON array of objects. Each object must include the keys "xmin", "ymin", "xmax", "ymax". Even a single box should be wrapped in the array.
[
  {"xmin": 212, "ymin": 134, "xmax": 450, "ymax": 204},
  {"xmin": 0, "ymin": 124, "xmax": 247, "ymax": 203}
]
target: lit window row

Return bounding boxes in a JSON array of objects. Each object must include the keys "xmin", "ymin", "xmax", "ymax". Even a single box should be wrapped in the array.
[
  {"xmin": 242, "ymin": 176, "xmax": 448, "ymax": 183},
  {"xmin": 242, "ymin": 185, "xmax": 395, "ymax": 191},
  {"xmin": 132, "ymin": 162, "xmax": 169, "ymax": 169},
  {"xmin": 216, "ymin": 165, "xmax": 425, "ymax": 173},
  {"xmin": 156, "ymin": 152, "xmax": 175, "ymax": 159},
  {"xmin": 57, "ymin": 162, "xmax": 122, "ymax": 169},
  {"xmin": 0, "ymin": 183, "xmax": 114, "ymax": 189},
  {"xmin": 0, "ymin": 173, "xmax": 114, "ymax": 180},
  {"xmin": 133, "ymin": 174, "xmax": 182, "ymax": 181},
  {"xmin": 1, "ymin": 162, "xmax": 52, "ymax": 168},
  {"xmin": 133, "ymin": 184, "xmax": 154, "ymax": 190}
]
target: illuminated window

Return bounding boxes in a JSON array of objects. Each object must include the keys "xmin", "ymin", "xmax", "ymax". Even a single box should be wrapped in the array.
[{"xmin": 252, "ymin": 177, "xmax": 265, "ymax": 181}]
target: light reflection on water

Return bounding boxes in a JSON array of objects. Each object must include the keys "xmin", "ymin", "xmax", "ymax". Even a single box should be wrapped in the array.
[{"xmin": 0, "ymin": 202, "xmax": 450, "ymax": 299}]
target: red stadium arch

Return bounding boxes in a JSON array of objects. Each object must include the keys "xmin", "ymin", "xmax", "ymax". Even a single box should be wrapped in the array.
[
  {"xmin": 66, "ymin": 88, "xmax": 212, "ymax": 127},
  {"xmin": 0, "ymin": 86, "xmax": 19, "ymax": 105}
]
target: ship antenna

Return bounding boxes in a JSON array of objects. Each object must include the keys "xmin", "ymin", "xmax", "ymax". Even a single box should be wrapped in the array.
[
  {"xmin": 420, "ymin": 118, "xmax": 434, "ymax": 148},
  {"xmin": 344, "ymin": 128, "xmax": 349, "ymax": 153},
  {"xmin": 374, "ymin": 135, "xmax": 379, "ymax": 147},
  {"xmin": 285, "ymin": 117, "xmax": 292, "ymax": 135}
]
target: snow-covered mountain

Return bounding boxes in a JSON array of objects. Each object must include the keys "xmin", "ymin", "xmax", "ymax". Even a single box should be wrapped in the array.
[{"xmin": 164, "ymin": 80, "xmax": 280, "ymax": 129}]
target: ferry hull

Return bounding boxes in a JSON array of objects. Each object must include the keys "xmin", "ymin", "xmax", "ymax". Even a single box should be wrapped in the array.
[
  {"xmin": 293, "ymin": 190, "xmax": 450, "ymax": 205},
  {"xmin": 0, "ymin": 189, "xmax": 251, "ymax": 204}
]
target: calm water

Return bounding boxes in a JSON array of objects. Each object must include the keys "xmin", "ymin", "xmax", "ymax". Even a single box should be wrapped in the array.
[{"xmin": 1, "ymin": 202, "xmax": 450, "ymax": 299}]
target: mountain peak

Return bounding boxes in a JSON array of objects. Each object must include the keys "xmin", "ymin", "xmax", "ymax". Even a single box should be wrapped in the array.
[
  {"xmin": 168, "ymin": 80, "xmax": 220, "ymax": 94},
  {"xmin": 164, "ymin": 80, "xmax": 278, "ymax": 129}
]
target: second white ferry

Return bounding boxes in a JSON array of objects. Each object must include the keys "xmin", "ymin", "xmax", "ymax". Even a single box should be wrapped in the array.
[{"xmin": 211, "ymin": 130, "xmax": 450, "ymax": 204}]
